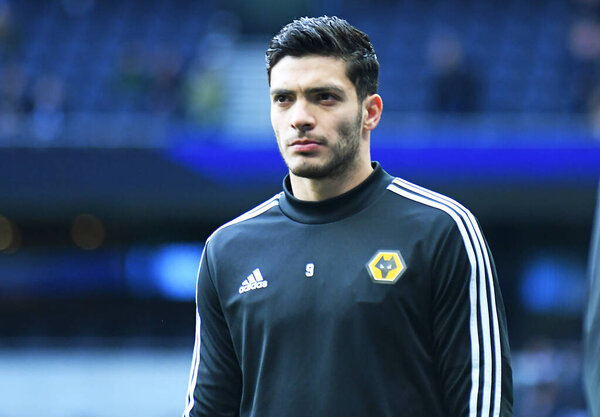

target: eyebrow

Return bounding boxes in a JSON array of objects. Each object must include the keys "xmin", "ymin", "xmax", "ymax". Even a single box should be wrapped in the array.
[
  {"xmin": 307, "ymin": 86, "xmax": 346, "ymax": 98},
  {"xmin": 270, "ymin": 85, "xmax": 347, "ymax": 98},
  {"xmin": 270, "ymin": 88, "xmax": 294, "ymax": 96}
]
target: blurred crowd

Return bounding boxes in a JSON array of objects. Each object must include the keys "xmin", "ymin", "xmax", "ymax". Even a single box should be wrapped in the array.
[
  {"xmin": 111, "ymin": 10, "xmax": 238, "ymax": 126},
  {"xmin": 0, "ymin": 0, "xmax": 238, "ymax": 142},
  {"xmin": 2, "ymin": 0, "xmax": 600, "ymax": 143},
  {"xmin": 570, "ymin": 0, "xmax": 600, "ymax": 137},
  {"xmin": 0, "ymin": 0, "xmax": 69, "ymax": 141},
  {"xmin": 514, "ymin": 339, "xmax": 588, "ymax": 417},
  {"xmin": 427, "ymin": 28, "xmax": 481, "ymax": 113}
]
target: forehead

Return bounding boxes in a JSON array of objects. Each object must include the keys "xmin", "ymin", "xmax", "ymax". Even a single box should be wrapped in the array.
[{"xmin": 269, "ymin": 55, "xmax": 353, "ymax": 92}]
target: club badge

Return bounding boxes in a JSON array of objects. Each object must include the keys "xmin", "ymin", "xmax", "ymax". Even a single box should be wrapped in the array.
[{"xmin": 366, "ymin": 250, "xmax": 406, "ymax": 284}]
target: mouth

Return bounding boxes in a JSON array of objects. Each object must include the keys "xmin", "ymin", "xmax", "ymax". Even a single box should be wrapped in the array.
[
  {"xmin": 289, "ymin": 138, "xmax": 323, "ymax": 153},
  {"xmin": 290, "ymin": 138, "xmax": 322, "ymax": 146}
]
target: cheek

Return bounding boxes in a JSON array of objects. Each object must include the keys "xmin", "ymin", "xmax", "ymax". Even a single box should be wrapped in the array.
[
  {"xmin": 270, "ymin": 120, "xmax": 286, "ymax": 150},
  {"xmin": 270, "ymin": 109, "xmax": 286, "ymax": 132},
  {"xmin": 336, "ymin": 115, "xmax": 360, "ymax": 139}
]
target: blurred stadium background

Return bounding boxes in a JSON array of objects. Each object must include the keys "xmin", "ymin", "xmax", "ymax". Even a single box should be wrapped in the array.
[{"xmin": 1, "ymin": 0, "xmax": 600, "ymax": 415}]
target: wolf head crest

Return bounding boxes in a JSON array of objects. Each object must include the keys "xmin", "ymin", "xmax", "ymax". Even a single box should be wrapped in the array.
[{"xmin": 366, "ymin": 250, "xmax": 406, "ymax": 284}]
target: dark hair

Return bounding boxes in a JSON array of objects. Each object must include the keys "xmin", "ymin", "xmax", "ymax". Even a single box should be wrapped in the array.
[{"xmin": 266, "ymin": 16, "xmax": 379, "ymax": 102}]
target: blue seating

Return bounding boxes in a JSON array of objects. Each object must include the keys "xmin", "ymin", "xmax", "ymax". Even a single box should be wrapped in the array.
[{"xmin": 4, "ymin": 0, "xmax": 579, "ymax": 118}]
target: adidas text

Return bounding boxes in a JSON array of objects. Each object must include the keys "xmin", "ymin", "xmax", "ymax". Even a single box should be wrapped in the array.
[
  {"xmin": 239, "ymin": 268, "xmax": 268, "ymax": 294},
  {"xmin": 239, "ymin": 281, "xmax": 268, "ymax": 294}
]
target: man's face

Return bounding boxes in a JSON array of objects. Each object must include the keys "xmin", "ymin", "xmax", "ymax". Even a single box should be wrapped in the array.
[{"xmin": 270, "ymin": 55, "xmax": 365, "ymax": 180}]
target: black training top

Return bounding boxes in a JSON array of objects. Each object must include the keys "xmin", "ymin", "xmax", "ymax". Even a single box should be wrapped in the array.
[{"xmin": 183, "ymin": 162, "xmax": 513, "ymax": 417}]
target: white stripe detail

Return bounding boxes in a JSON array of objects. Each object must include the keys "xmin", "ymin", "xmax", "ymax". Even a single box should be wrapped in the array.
[
  {"xmin": 242, "ymin": 279, "xmax": 249, "ymax": 286},
  {"xmin": 388, "ymin": 179, "xmax": 501, "ymax": 417},
  {"xmin": 183, "ymin": 249, "xmax": 205, "ymax": 417},
  {"xmin": 247, "ymin": 274, "xmax": 256, "ymax": 284},
  {"xmin": 253, "ymin": 268, "xmax": 264, "ymax": 282},
  {"xmin": 183, "ymin": 195, "xmax": 280, "ymax": 416},
  {"xmin": 183, "ymin": 310, "xmax": 201, "ymax": 417},
  {"xmin": 207, "ymin": 193, "xmax": 282, "ymax": 244},
  {"xmin": 387, "ymin": 183, "xmax": 482, "ymax": 416},
  {"xmin": 392, "ymin": 178, "xmax": 502, "ymax": 417}
]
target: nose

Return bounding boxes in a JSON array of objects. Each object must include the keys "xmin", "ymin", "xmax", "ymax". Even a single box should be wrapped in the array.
[{"xmin": 290, "ymin": 100, "xmax": 315, "ymax": 132}]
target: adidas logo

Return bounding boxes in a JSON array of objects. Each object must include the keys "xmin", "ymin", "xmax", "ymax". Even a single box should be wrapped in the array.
[{"xmin": 238, "ymin": 268, "xmax": 268, "ymax": 294}]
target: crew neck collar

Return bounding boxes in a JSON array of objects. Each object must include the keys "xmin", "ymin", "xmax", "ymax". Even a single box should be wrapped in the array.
[{"xmin": 278, "ymin": 162, "xmax": 392, "ymax": 224}]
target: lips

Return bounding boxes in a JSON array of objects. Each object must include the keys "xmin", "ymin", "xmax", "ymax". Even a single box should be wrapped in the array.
[
  {"xmin": 290, "ymin": 138, "xmax": 321, "ymax": 146},
  {"xmin": 289, "ymin": 139, "xmax": 323, "ymax": 153}
]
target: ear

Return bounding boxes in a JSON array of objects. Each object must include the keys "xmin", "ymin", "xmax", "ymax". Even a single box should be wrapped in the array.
[{"xmin": 362, "ymin": 94, "xmax": 383, "ymax": 131}]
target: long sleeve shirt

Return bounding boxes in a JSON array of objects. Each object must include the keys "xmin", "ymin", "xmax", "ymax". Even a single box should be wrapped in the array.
[{"xmin": 183, "ymin": 162, "xmax": 513, "ymax": 417}]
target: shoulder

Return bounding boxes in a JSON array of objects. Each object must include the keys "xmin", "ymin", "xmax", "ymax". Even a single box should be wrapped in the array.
[
  {"xmin": 206, "ymin": 192, "xmax": 283, "ymax": 246},
  {"xmin": 384, "ymin": 177, "xmax": 482, "ymax": 242},
  {"xmin": 386, "ymin": 177, "xmax": 492, "ymax": 281}
]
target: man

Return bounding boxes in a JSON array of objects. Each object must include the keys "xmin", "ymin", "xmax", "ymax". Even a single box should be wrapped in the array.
[
  {"xmin": 183, "ymin": 16, "xmax": 513, "ymax": 417},
  {"xmin": 584, "ymin": 182, "xmax": 600, "ymax": 416}
]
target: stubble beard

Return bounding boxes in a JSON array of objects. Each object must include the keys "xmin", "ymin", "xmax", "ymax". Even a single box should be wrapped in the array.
[{"xmin": 279, "ymin": 109, "xmax": 363, "ymax": 180}]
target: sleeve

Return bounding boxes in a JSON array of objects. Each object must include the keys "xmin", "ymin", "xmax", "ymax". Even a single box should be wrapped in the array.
[
  {"xmin": 584, "ymin": 182, "xmax": 600, "ymax": 417},
  {"xmin": 183, "ymin": 242, "xmax": 242, "ymax": 417},
  {"xmin": 431, "ymin": 215, "xmax": 513, "ymax": 417}
]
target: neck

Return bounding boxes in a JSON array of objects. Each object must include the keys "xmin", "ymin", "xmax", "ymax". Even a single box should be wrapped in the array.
[{"xmin": 289, "ymin": 157, "xmax": 374, "ymax": 202}]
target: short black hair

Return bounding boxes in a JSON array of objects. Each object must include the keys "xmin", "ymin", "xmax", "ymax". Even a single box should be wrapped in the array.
[{"xmin": 266, "ymin": 16, "xmax": 379, "ymax": 102}]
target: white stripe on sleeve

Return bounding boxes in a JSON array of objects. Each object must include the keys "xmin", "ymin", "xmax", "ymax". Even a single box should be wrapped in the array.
[
  {"xmin": 388, "ymin": 178, "xmax": 502, "ymax": 417},
  {"xmin": 183, "ymin": 249, "xmax": 205, "ymax": 417},
  {"xmin": 183, "ymin": 195, "xmax": 281, "ymax": 416},
  {"xmin": 183, "ymin": 310, "xmax": 201, "ymax": 417}
]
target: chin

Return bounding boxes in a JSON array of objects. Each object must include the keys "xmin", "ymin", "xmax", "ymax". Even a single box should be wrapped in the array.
[
  {"xmin": 289, "ymin": 160, "xmax": 331, "ymax": 179},
  {"xmin": 291, "ymin": 166, "xmax": 327, "ymax": 179}
]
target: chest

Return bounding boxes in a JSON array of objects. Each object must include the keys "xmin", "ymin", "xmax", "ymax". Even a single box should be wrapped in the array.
[{"xmin": 214, "ymin": 221, "xmax": 434, "ymax": 335}]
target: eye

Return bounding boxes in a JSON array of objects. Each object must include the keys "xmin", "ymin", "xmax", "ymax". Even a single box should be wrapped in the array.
[
  {"xmin": 316, "ymin": 92, "xmax": 338, "ymax": 105},
  {"xmin": 273, "ymin": 94, "xmax": 292, "ymax": 104}
]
